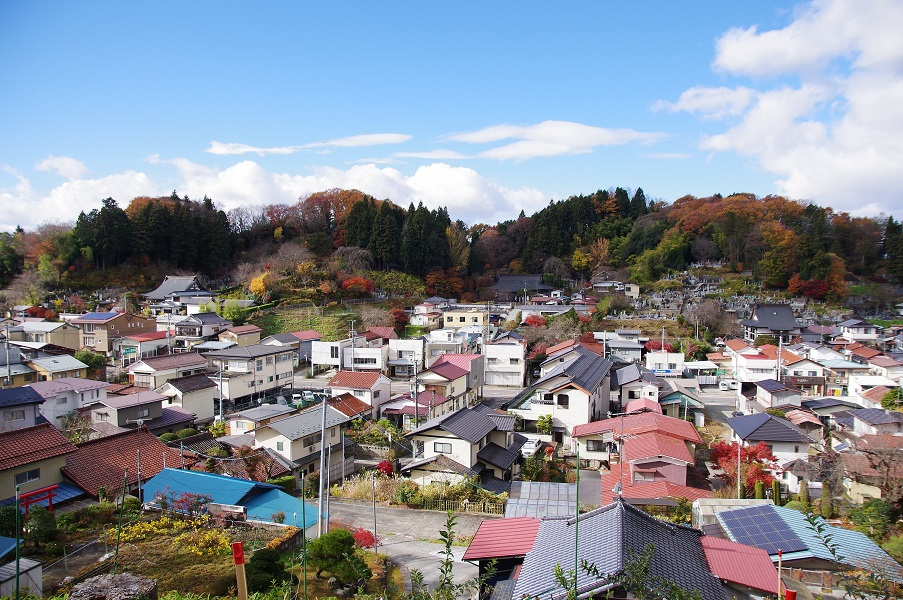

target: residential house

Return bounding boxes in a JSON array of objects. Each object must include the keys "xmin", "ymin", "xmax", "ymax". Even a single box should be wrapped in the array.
[
  {"xmin": 204, "ymin": 344, "xmax": 296, "ymax": 403},
  {"xmin": 386, "ymin": 337, "xmax": 425, "ymax": 377},
  {"xmin": 27, "ymin": 355, "xmax": 88, "ymax": 381},
  {"xmin": 782, "ymin": 409, "xmax": 825, "ymax": 443},
  {"xmin": 129, "ymin": 352, "xmax": 209, "ymax": 389},
  {"xmin": 740, "ymin": 303, "xmax": 802, "ymax": 344},
  {"xmin": 174, "ymin": 312, "xmax": 232, "ymax": 350},
  {"xmin": 253, "ymin": 403, "xmax": 354, "ymax": 483},
  {"xmin": 260, "ymin": 333, "xmax": 302, "ymax": 369},
  {"xmin": 848, "ymin": 374, "xmax": 898, "ymax": 406},
  {"xmin": 841, "ymin": 434, "xmax": 903, "ymax": 504},
  {"xmin": 0, "ymin": 387, "xmax": 44, "ymax": 431},
  {"xmin": 494, "ymin": 499, "xmax": 740, "ymax": 600},
  {"xmin": 430, "ymin": 354, "xmax": 485, "ymax": 403},
  {"xmin": 849, "ymin": 343, "xmax": 883, "ymax": 364},
  {"xmin": 483, "ymin": 331, "xmax": 526, "ymax": 387},
  {"xmin": 837, "ymin": 319, "xmax": 882, "ymax": 343},
  {"xmin": 142, "ymin": 468, "xmax": 318, "ymax": 527},
  {"xmin": 658, "ymin": 379, "xmax": 706, "ymax": 420},
  {"xmin": 835, "ymin": 408, "xmax": 903, "ymax": 436},
  {"xmin": 90, "ymin": 390, "xmax": 195, "ymax": 436},
  {"xmin": 509, "ymin": 345, "xmax": 613, "ymax": 445},
  {"xmin": 462, "ymin": 517, "xmax": 541, "ymax": 592},
  {"xmin": 818, "ymin": 358, "xmax": 871, "ymax": 396},
  {"xmin": 726, "ymin": 413, "xmax": 813, "ymax": 466},
  {"xmin": 218, "ymin": 324, "xmax": 262, "ymax": 347},
  {"xmin": 289, "ymin": 330, "xmax": 321, "ymax": 365},
  {"xmin": 7, "ymin": 321, "xmax": 79, "ymax": 350},
  {"xmin": 604, "ymin": 338, "xmax": 644, "ymax": 362},
  {"xmin": 30, "ymin": 378, "xmax": 109, "ymax": 427},
  {"xmin": 781, "ymin": 457, "xmax": 827, "ymax": 496},
  {"xmin": 0, "ymin": 346, "xmax": 37, "ymax": 388},
  {"xmin": 424, "ymin": 328, "xmax": 475, "ymax": 366},
  {"xmin": 403, "ymin": 406, "xmax": 523, "ymax": 493},
  {"xmin": 310, "ymin": 336, "xmax": 364, "ymax": 373},
  {"xmin": 868, "ymin": 355, "xmax": 903, "ymax": 379},
  {"xmin": 442, "ymin": 306, "xmax": 488, "ymax": 330},
  {"xmin": 327, "ymin": 370, "xmax": 392, "ymax": 419},
  {"xmin": 714, "ymin": 504, "xmax": 901, "ymax": 580},
  {"xmin": 489, "ymin": 274, "xmax": 552, "ymax": 303},
  {"xmin": 380, "ymin": 390, "xmax": 453, "ymax": 429},
  {"xmin": 0, "ymin": 424, "xmax": 77, "ymax": 504},
  {"xmin": 327, "ymin": 393, "xmax": 372, "ymax": 421},
  {"xmin": 342, "ymin": 331, "xmax": 389, "ymax": 373},
  {"xmin": 116, "ymin": 330, "xmax": 172, "ymax": 368},
  {"xmin": 143, "ymin": 275, "xmax": 208, "ymax": 304},
  {"xmin": 610, "ymin": 363, "xmax": 660, "ymax": 411},
  {"xmin": 800, "ymin": 397, "xmax": 861, "ymax": 428},
  {"xmin": 155, "ymin": 373, "xmax": 219, "ymax": 423},
  {"xmin": 227, "ymin": 404, "xmax": 295, "ymax": 435},
  {"xmin": 408, "ymin": 301, "xmax": 443, "ymax": 330},
  {"xmin": 644, "ymin": 350, "xmax": 685, "ymax": 377},
  {"xmin": 70, "ymin": 311, "xmax": 155, "ymax": 356},
  {"xmin": 62, "ymin": 429, "xmax": 188, "ymax": 500},
  {"xmin": 740, "ymin": 379, "xmax": 802, "ymax": 413}
]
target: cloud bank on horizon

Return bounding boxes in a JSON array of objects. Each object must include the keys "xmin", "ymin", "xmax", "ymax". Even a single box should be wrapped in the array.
[{"xmin": 2, "ymin": 0, "xmax": 902, "ymax": 233}]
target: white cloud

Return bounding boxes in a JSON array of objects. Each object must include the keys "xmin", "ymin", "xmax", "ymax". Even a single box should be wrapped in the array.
[
  {"xmin": 661, "ymin": 0, "xmax": 903, "ymax": 217},
  {"xmin": 653, "ymin": 86, "xmax": 755, "ymax": 119},
  {"xmin": 0, "ymin": 166, "xmax": 156, "ymax": 232},
  {"xmin": 34, "ymin": 155, "xmax": 88, "ymax": 179},
  {"xmin": 643, "ymin": 153, "xmax": 693, "ymax": 160},
  {"xmin": 392, "ymin": 149, "xmax": 470, "ymax": 160},
  {"xmin": 447, "ymin": 120, "xmax": 664, "ymax": 160},
  {"xmin": 205, "ymin": 133, "xmax": 412, "ymax": 156}
]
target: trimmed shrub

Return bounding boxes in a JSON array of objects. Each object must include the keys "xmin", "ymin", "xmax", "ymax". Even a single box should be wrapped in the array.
[
  {"xmin": 160, "ymin": 432, "xmax": 179, "ymax": 442},
  {"xmin": 784, "ymin": 500, "xmax": 807, "ymax": 512},
  {"xmin": 266, "ymin": 475, "xmax": 296, "ymax": 491},
  {"xmin": 176, "ymin": 428, "xmax": 197, "ymax": 439}
]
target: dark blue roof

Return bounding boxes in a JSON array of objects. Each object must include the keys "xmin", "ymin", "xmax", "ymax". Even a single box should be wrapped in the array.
[
  {"xmin": 849, "ymin": 408, "xmax": 903, "ymax": 425},
  {"xmin": 0, "ymin": 386, "xmax": 44, "ymax": 408},
  {"xmin": 756, "ymin": 379, "xmax": 795, "ymax": 393},
  {"xmin": 75, "ymin": 311, "xmax": 119, "ymax": 321},
  {"xmin": 801, "ymin": 397, "xmax": 859, "ymax": 410},
  {"xmin": 726, "ymin": 413, "xmax": 812, "ymax": 443},
  {"xmin": 0, "ymin": 536, "xmax": 22, "ymax": 560}
]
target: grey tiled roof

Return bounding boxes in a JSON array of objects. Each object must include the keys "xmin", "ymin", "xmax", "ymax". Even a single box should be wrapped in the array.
[
  {"xmin": 477, "ymin": 442, "xmax": 518, "ymax": 471},
  {"xmin": 204, "ymin": 344, "xmax": 292, "ymax": 359},
  {"xmin": 739, "ymin": 303, "xmax": 801, "ymax": 331},
  {"xmin": 266, "ymin": 405, "xmax": 349, "ymax": 440},
  {"xmin": 726, "ymin": 413, "xmax": 813, "ymax": 443},
  {"xmin": 510, "ymin": 499, "xmax": 724, "ymax": 600},
  {"xmin": 849, "ymin": 408, "xmax": 903, "ymax": 425},
  {"xmin": 407, "ymin": 407, "xmax": 497, "ymax": 444},
  {"xmin": 756, "ymin": 378, "xmax": 797, "ymax": 393},
  {"xmin": 801, "ymin": 397, "xmax": 859, "ymax": 410}
]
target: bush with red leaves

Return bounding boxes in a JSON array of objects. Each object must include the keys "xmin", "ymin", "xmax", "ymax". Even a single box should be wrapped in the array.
[
  {"xmin": 376, "ymin": 460, "xmax": 394, "ymax": 476},
  {"xmin": 352, "ymin": 527, "xmax": 378, "ymax": 549}
]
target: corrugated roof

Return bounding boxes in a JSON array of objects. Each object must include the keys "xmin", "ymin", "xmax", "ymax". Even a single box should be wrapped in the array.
[
  {"xmin": 756, "ymin": 378, "xmax": 798, "ymax": 393},
  {"xmin": 462, "ymin": 517, "xmax": 540, "ymax": 560},
  {"xmin": 290, "ymin": 330, "xmax": 322, "ymax": 341},
  {"xmin": 625, "ymin": 431, "xmax": 694, "ymax": 464},
  {"xmin": 426, "ymin": 361, "xmax": 469, "ymax": 381},
  {"xmin": 265, "ymin": 404, "xmax": 350, "ymax": 441},
  {"xmin": 328, "ymin": 393, "xmax": 371, "ymax": 418},
  {"xmin": 142, "ymin": 467, "xmax": 276, "ymax": 506},
  {"xmin": 0, "ymin": 424, "xmax": 77, "ymax": 470},
  {"xmin": 204, "ymin": 344, "xmax": 290, "ymax": 359},
  {"xmin": 573, "ymin": 411, "xmax": 702, "ymax": 444},
  {"xmin": 99, "ymin": 390, "xmax": 166, "ymax": 409},
  {"xmin": 849, "ymin": 407, "xmax": 903, "ymax": 425},
  {"xmin": 143, "ymin": 275, "xmax": 206, "ymax": 301},
  {"xmin": 30, "ymin": 355, "xmax": 88, "ymax": 373},
  {"xmin": 701, "ymin": 536, "xmax": 780, "ymax": 594},
  {"xmin": 599, "ymin": 471, "xmax": 713, "ymax": 505}
]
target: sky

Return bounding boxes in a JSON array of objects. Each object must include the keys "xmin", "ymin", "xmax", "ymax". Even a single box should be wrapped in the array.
[{"xmin": 2, "ymin": 0, "xmax": 902, "ymax": 233}]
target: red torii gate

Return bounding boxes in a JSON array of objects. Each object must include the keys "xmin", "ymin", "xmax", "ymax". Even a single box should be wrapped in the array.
[{"xmin": 18, "ymin": 484, "xmax": 59, "ymax": 519}]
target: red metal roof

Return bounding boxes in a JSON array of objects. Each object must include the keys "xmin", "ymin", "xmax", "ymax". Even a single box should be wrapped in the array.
[
  {"xmin": 599, "ymin": 471, "xmax": 713, "ymax": 505},
  {"xmin": 290, "ymin": 330, "xmax": 321, "ymax": 341},
  {"xmin": 573, "ymin": 411, "xmax": 702, "ymax": 444},
  {"xmin": 701, "ymin": 535, "xmax": 781, "ymax": 594},
  {"xmin": 462, "ymin": 517, "xmax": 540, "ymax": 561},
  {"xmin": 224, "ymin": 324, "xmax": 262, "ymax": 335},
  {"xmin": 624, "ymin": 432, "xmax": 693, "ymax": 464},
  {"xmin": 62, "ymin": 429, "xmax": 193, "ymax": 497},
  {"xmin": 426, "ymin": 362, "xmax": 469, "ymax": 380},
  {"xmin": 431, "ymin": 354, "xmax": 480, "ymax": 372},
  {"xmin": 329, "ymin": 370, "xmax": 383, "ymax": 389},
  {"xmin": 126, "ymin": 330, "xmax": 170, "ymax": 342},
  {"xmin": 328, "ymin": 393, "xmax": 372, "ymax": 417},
  {"xmin": 624, "ymin": 398, "xmax": 662, "ymax": 414},
  {"xmin": 0, "ymin": 424, "xmax": 77, "ymax": 471}
]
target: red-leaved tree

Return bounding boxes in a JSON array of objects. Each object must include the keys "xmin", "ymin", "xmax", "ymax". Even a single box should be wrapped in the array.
[
  {"xmin": 352, "ymin": 527, "xmax": 378, "ymax": 549},
  {"xmin": 376, "ymin": 460, "xmax": 394, "ymax": 477},
  {"xmin": 710, "ymin": 440, "xmax": 777, "ymax": 497}
]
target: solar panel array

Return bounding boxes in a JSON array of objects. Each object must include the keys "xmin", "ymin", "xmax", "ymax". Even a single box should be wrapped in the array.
[{"xmin": 720, "ymin": 504, "xmax": 807, "ymax": 555}]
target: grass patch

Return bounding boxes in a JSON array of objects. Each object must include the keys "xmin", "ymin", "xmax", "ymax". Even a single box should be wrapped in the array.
[{"xmin": 869, "ymin": 319, "xmax": 903, "ymax": 328}]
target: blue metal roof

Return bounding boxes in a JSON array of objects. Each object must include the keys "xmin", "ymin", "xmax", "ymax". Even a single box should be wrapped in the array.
[
  {"xmin": 242, "ymin": 488, "xmax": 318, "ymax": 527},
  {"xmin": 0, "ymin": 481, "xmax": 86, "ymax": 508},
  {"xmin": 0, "ymin": 387, "xmax": 44, "ymax": 408},
  {"xmin": 0, "ymin": 536, "xmax": 22, "ymax": 560},
  {"xmin": 143, "ymin": 468, "xmax": 278, "ymax": 506}
]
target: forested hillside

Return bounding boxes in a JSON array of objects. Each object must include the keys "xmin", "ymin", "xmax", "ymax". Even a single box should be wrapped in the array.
[{"xmin": 1, "ymin": 186, "xmax": 902, "ymax": 305}]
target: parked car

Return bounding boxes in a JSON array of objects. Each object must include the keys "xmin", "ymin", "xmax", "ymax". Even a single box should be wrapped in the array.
[
  {"xmin": 719, "ymin": 380, "xmax": 740, "ymax": 391},
  {"xmin": 521, "ymin": 439, "xmax": 542, "ymax": 457}
]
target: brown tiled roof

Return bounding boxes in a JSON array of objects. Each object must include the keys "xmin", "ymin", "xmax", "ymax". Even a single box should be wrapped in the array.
[
  {"xmin": 329, "ymin": 370, "xmax": 382, "ymax": 389},
  {"xmin": 134, "ymin": 352, "xmax": 207, "ymax": 371},
  {"xmin": 62, "ymin": 429, "xmax": 195, "ymax": 497},
  {"xmin": 224, "ymin": 325, "xmax": 262, "ymax": 335},
  {"xmin": 366, "ymin": 327, "xmax": 397, "ymax": 340},
  {"xmin": 328, "ymin": 393, "xmax": 371, "ymax": 417},
  {"xmin": 0, "ymin": 424, "xmax": 77, "ymax": 471}
]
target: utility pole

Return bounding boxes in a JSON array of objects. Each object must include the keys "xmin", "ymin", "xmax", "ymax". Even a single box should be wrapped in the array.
[
  {"xmin": 317, "ymin": 395, "xmax": 327, "ymax": 537},
  {"xmin": 4, "ymin": 322, "xmax": 10, "ymax": 388},
  {"xmin": 348, "ymin": 320, "xmax": 356, "ymax": 372}
]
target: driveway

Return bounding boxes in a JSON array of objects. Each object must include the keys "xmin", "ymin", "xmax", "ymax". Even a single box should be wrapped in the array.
[{"xmin": 326, "ymin": 500, "xmax": 490, "ymax": 591}]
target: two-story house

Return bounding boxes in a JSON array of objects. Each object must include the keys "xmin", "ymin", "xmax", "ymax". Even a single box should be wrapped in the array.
[
  {"xmin": 129, "ymin": 352, "xmax": 209, "ymax": 389},
  {"xmin": 218, "ymin": 324, "xmax": 263, "ymax": 347},
  {"xmin": 253, "ymin": 403, "xmax": 354, "ymax": 484},
  {"xmin": 403, "ymin": 405, "xmax": 523, "ymax": 493},
  {"xmin": 644, "ymin": 350, "xmax": 686, "ymax": 377},
  {"xmin": 70, "ymin": 311, "xmax": 156, "ymax": 357},
  {"xmin": 311, "ymin": 336, "xmax": 365, "ymax": 373},
  {"xmin": 424, "ymin": 329, "xmax": 474, "ymax": 366},
  {"xmin": 227, "ymin": 404, "xmax": 296, "ymax": 435},
  {"xmin": 8, "ymin": 320, "xmax": 80, "ymax": 350},
  {"xmin": 0, "ymin": 387, "xmax": 45, "ymax": 431},
  {"xmin": 442, "ymin": 306, "xmax": 489, "ymax": 330},
  {"xmin": 740, "ymin": 303, "xmax": 802, "ymax": 344},
  {"xmin": 509, "ymin": 345, "xmax": 613, "ymax": 446},
  {"xmin": 30, "ymin": 378, "xmax": 109, "ymax": 427},
  {"xmin": 739, "ymin": 378, "xmax": 802, "ymax": 413},
  {"xmin": 0, "ymin": 345, "xmax": 37, "ymax": 388},
  {"xmin": 174, "ymin": 312, "xmax": 232, "ymax": 350},
  {"xmin": 27, "ymin": 355, "xmax": 88, "ymax": 381},
  {"xmin": 116, "ymin": 330, "xmax": 172, "ymax": 368},
  {"xmin": 387, "ymin": 337, "xmax": 425, "ymax": 377},
  {"xmin": 327, "ymin": 370, "xmax": 392, "ymax": 419},
  {"xmin": 837, "ymin": 319, "xmax": 882, "ymax": 343},
  {"xmin": 726, "ymin": 412, "xmax": 813, "ymax": 468},
  {"xmin": 204, "ymin": 344, "xmax": 296, "ymax": 403},
  {"xmin": 483, "ymin": 331, "xmax": 526, "ymax": 387},
  {"xmin": 342, "ymin": 331, "xmax": 389, "ymax": 373},
  {"xmin": 89, "ymin": 390, "xmax": 195, "ymax": 436},
  {"xmin": 155, "ymin": 373, "xmax": 219, "ymax": 423},
  {"xmin": 0, "ymin": 424, "xmax": 77, "ymax": 506},
  {"xmin": 610, "ymin": 364, "xmax": 660, "ymax": 411}
]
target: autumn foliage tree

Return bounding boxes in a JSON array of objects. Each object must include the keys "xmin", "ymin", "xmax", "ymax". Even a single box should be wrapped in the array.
[{"xmin": 710, "ymin": 441, "xmax": 777, "ymax": 497}]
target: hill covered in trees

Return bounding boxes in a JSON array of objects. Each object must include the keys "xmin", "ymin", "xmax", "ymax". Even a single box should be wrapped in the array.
[{"xmin": 1, "ymin": 186, "xmax": 901, "ymax": 305}]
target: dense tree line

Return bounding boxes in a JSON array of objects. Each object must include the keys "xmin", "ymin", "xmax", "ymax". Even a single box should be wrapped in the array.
[{"xmin": 2, "ymin": 186, "xmax": 902, "ymax": 301}]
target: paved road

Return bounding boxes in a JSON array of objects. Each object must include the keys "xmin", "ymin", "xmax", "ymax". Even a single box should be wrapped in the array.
[{"xmin": 326, "ymin": 500, "xmax": 491, "ymax": 591}]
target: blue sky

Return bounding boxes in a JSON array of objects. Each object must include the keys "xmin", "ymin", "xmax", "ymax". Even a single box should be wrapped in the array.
[{"xmin": 2, "ymin": 0, "xmax": 901, "ymax": 233}]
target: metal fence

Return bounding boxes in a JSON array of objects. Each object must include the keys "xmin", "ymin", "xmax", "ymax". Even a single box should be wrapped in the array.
[{"xmin": 418, "ymin": 499, "xmax": 507, "ymax": 515}]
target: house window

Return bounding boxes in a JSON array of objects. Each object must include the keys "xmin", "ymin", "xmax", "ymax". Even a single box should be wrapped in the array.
[
  {"xmin": 14, "ymin": 468, "xmax": 40, "ymax": 485},
  {"xmin": 276, "ymin": 441, "xmax": 284, "ymax": 451},
  {"xmin": 234, "ymin": 421, "xmax": 247, "ymax": 431},
  {"xmin": 3, "ymin": 410, "xmax": 25, "ymax": 422},
  {"xmin": 83, "ymin": 324, "xmax": 95, "ymax": 333},
  {"xmin": 139, "ymin": 408, "xmax": 150, "ymax": 418},
  {"xmin": 354, "ymin": 389, "xmax": 365, "ymax": 395},
  {"xmin": 434, "ymin": 442, "xmax": 452, "ymax": 454},
  {"xmin": 509, "ymin": 358, "xmax": 519, "ymax": 365},
  {"xmin": 303, "ymin": 434, "xmax": 320, "ymax": 447},
  {"xmin": 268, "ymin": 376, "xmax": 274, "ymax": 383},
  {"xmin": 459, "ymin": 317, "xmax": 465, "ymax": 323},
  {"xmin": 557, "ymin": 394, "xmax": 569, "ymax": 409},
  {"xmin": 808, "ymin": 371, "xmax": 817, "ymax": 376},
  {"xmin": 256, "ymin": 360, "xmax": 263, "ymax": 372},
  {"xmin": 586, "ymin": 440, "xmax": 605, "ymax": 452},
  {"xmin": 83, "ymin": 336, "xmax": 95, "ymax": 346},
  {"xmin": 634, "ymin": 471, "xmax": 654, "ymax": 482},
  {"xmin": 97, "ymin": 412, "xmax": 109, "ymax": 422},
  {"xmin": 266, "ymin": 356, "xmax": 274, "ymax": 365},
  {"xmin": 487, "ymin": 358, "xmax": 499, "ymax": 365},
  {"xmin": 374, "ymin": 390, "xmax": 380, "ymax": 398},
  {"xmin": 56, "ymin": 398, "xmax": 68, "ymax": 405},
  {"xmin": 330, "ymin": 347, "xmax": 339, "ymax": 359},
  {"xmin": 794, "ymin": 446, "xmax": 800, "ymax": 453}
]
